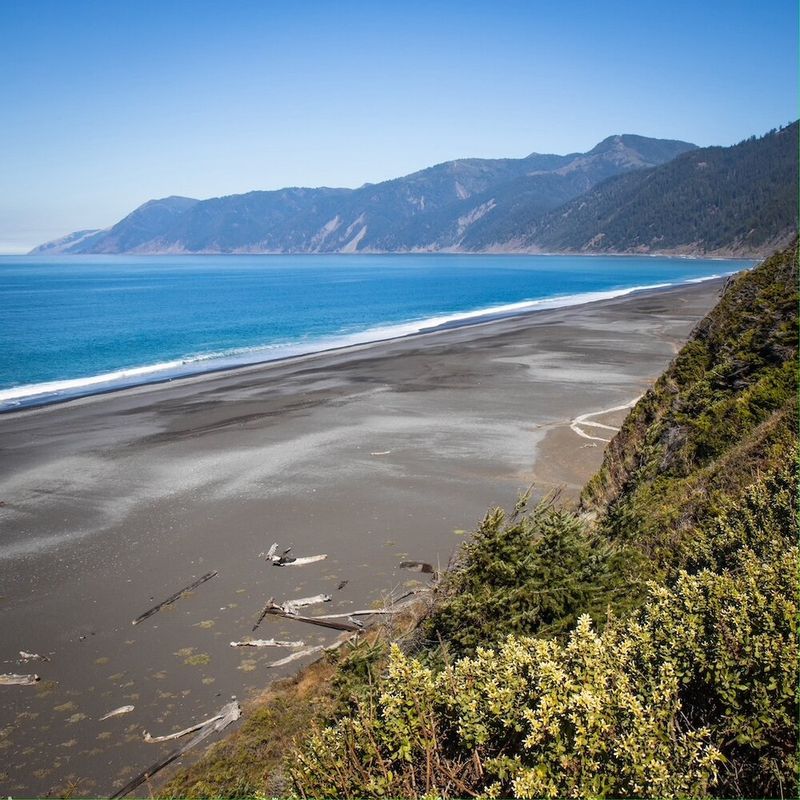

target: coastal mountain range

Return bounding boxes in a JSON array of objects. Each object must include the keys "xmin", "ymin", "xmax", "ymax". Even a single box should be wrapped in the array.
[{"xmin": 33, "ymin": 123, "xmax": 797, "ymax": 257}]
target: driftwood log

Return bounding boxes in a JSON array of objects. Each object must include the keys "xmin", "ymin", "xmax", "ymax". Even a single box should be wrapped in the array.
[
  {"xmin": 263, "ymin": 542, "xmax": 327, "ymax": 566},
  {"xmin": 0, "ymin": 673, "xmax": 39, "ymax": 685},
  {"xmin": 264, "ymin": 604, "xmax": 362, "ymax": 632},
  {"xmin": 132, "ymin": 571, "xmax": 217, "ymax": 625},
  {"xmin": 281, "ymin": 593, "xmax": 331, "ymax": 614},
  {"xmin": 229, "ymin": 638, "xmax": 305, "ymax": 648},
  {"xmin": 109, "ymin": 701, "xmax": 240, "ymax": 798},
  {"xmin": 98, "ymin": 705, "xmax": 134, "ymax": 721}
]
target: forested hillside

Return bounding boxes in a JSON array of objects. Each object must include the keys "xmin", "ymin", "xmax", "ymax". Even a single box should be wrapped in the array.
[
  {"xmin": 160, "ymin": 242, "xmax": 798, "ymax": 799},
  {"xmin": 521, "ymin": 123, "xmax": 798, "ymax": 255}
]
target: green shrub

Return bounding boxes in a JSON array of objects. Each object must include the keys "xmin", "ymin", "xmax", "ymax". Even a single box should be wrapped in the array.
[{"xmin": 424, "ymin": 495, "xmax": 646, "ymax": 656}]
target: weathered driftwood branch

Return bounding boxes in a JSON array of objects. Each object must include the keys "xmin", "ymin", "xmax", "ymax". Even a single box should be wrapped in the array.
[
  {"xmin": 99, "ymin": 705, "xmax": 134, "ymax": 721},
  {"xmin": 263, "ymin": 542, "xmax": 327, "ymax": 566},
  {"xmin": 252, "ymin": 598, "xmax": 274, "ymax": 631},
  {"xmin": 229, "ymin": 638, "xmax": 305, "ymax": 648},
  {"xmin": 19, "ymin": 651, "xmax": 49, "ymax": 662},
  {"xmin": 265, "ymin": 603, "xmax": 361, "ymax": 632},
  {"xmin": 279, "ymin": 554, "xmax": 327, "ymax": 566},
  {"xmin": 252, "ymin": 594, "xmax": 333, "ymax": 632},
  {"xmin": 281, "ymin": 593, "xmax": 331, "ymax": 614},
  {"xmin": 143, "ymin": 709, "xmax": 226, "ymax": 742},
  {"xmin": 313, "ymin": 608, "xmax": 403, "ymax": 619},
  {"xmin": 312, "ymin": 588, "xmax": 423, "ymax": 621},
  {"xmin": 132, "ymin": 571, "xmax": 218, "ymax": 625},
  {"xmin": 264, "ymin": 542, "xmax": 284, "ymax": 561},
  {"xmin": 109, "ymin": 701, "xmax": 240, "ymax": 798},
  {"xmin": 258, "ymin": 588, "xmax": 422, "ymax": 633},
  {"xmin": 0, "ymin": 673, "xmax": 39, "ymax": 685},
  {"xmin": 268, "ymin": 632, "xmax": 357, "ymax": 668}
]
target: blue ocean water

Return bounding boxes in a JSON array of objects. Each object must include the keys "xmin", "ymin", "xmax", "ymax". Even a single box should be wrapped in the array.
[{"xmin": 0, "ymin": 253, "xmax": 753, "ymax": 410}]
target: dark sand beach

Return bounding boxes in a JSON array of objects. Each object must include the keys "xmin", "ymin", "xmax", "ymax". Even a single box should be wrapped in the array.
[{"xmin": 0, "ymin": 278, "xmax": 725, "ymax": 797}]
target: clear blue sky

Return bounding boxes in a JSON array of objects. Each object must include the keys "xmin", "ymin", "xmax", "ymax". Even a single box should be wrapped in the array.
[{"xmin": 0, "ymin": 0, "xmax": 796, "ymax": 252}]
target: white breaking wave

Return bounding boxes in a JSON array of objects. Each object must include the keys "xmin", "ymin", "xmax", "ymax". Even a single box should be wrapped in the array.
[{"xmin": 0, "ymin": 360, "xmax": 187, "ymax": 404}]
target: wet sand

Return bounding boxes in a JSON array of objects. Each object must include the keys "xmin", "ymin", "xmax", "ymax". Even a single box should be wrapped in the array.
[{"xmin": 0, "ymin": 278, "xmax": 725, "ymax": 796}]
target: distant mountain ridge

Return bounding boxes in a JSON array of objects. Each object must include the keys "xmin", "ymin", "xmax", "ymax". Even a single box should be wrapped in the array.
[
  {"xmin": 32, "ymin": 125, "xmax": 797, "ymax": 257},
  {"xmin": 32, "ymin": 135, "xmax": 696, "ymax": 255}
]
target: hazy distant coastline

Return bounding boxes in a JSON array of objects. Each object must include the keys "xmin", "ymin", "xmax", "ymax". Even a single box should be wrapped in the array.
[{"xmin": 30, "ymin": 124, "xmax": 797, "ymax": 259}]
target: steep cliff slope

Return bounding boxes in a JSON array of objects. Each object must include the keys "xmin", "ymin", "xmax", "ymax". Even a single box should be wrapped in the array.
[
  {"xmin": 582, "ymin": 239, "xmax": 798, "ymax": 570},
  {"xmin": 287, "ymin": 242, "xmax": 798, "ymax": 798}
]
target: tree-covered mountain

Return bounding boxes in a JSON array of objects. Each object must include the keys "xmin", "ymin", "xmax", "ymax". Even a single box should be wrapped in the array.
[
  {"xmin": 517, "ymin": 123, "xmax": 798, "ymax": 255},
  {"xmin": 31, "ymin": 135, "xmax": 695, "ymax": 254}
]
